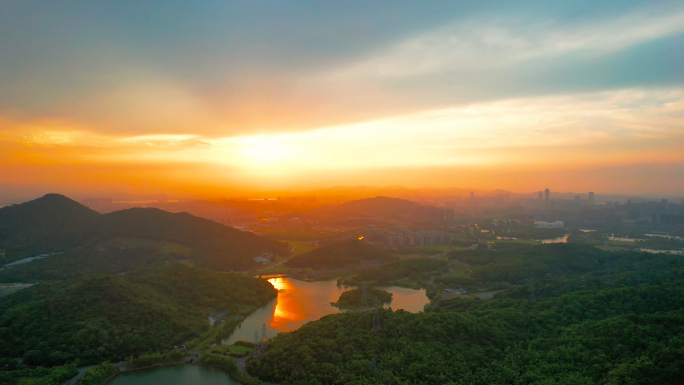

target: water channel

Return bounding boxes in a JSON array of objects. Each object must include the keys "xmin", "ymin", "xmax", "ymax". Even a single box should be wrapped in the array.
[
  {"xmin": 108, "ymin": 364, "xmax": 239, "ymax": 385},
  {"xmin": 108, "ymin": 276, "xmax": 428, "ymax": 384}
]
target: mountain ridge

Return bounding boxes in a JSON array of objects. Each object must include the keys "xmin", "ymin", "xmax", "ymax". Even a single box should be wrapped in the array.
[{"xmin": 0, "ymin": 194, "xmax": 288, "ymax": 277}]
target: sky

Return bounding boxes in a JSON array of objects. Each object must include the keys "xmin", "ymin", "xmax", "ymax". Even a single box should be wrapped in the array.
[{"xmin": 1, "ymin": 1, "xmax": 683, "ymax": 199}]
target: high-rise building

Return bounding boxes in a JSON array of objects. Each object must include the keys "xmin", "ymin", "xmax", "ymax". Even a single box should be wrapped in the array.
[
  {"xmin": 470, "ymin": 191, "xmax": 475, "ymax": 198},
  {"xmin": 538, "ymin": 191, "xmax": 543, "ymax": 200},
  {"xmin": 544, "ymin": 188, "xmax": 550, "ymax": 202},
  {"xmin": 588, "ymin": 192, "xmax": 595, "ymax": 204}
]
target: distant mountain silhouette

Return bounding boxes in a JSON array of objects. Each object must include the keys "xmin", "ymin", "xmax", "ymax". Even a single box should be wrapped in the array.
[
  {"xmin": 0, "ymin": 194, "xmax": 100, "ymax": 258},
  {"xmin": 0, "ymin": 194, "xmax": 288, "ymax": 274},
  {"xmin": 285, "ymin": 239, "xmax": 394, "ymax": 269},
  {"xmin": 324, "ymin": 196, "xmax": 439, "ymax": 222}
]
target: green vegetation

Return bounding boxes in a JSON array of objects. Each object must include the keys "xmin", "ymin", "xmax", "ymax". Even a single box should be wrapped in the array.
[
  {"xmin": 0, "ymin": 194, "xmax": 100, "ymax": 263},
  {"xmin": 207, "ymin": 344, "xmax": 253, "ymax": 357},
  {"xmin": 635, "ymin": 236, "xmax": 684, "ymax": 250},
  {"xmin": 285, "ymin": 240, "xmax": 394, "ymax": 269},
  {"xmin": 287, "ymin": 241, "xmax": 318, "ymax": 256},
  {"xmin": 342, "ymin": 258, "xmax": 448, "ymax": 287},
  {"xmin": 76, "ymin": 361, "xmax": 119, "ymax": 385},
  {"xmin": 438, "ymin": 243, "xmax": 607, "ymax": 289},
  {"xmin": 0, "ymin": 194, "xmax": 289, "ymax": 281},
  {"xmin": 575, "ymin": 231, "xmax": 684, "ymax": 252},
  {"xmin": 0, "ymin": 284, "xmax": 33, "ymax": 297},
  {"xmin": 331, "ymin": 287, "xmax": 392, "ymax": 309},
  {"xmin": 0, "ymin": 264, "xmax": 276, "ymax": 366},
  {"xmin": 395, "ymin": 245, "xmax": 465, "ymax": 254},
  {"xmin": 126, "ymin": 351, "xmax": 185, "ymax": 369},
  {"xmin": 429, "ymin": 296, "xmax": 481, "ymax": 312},
  {"xmin": 233, "ymin": 340, "xmax": 255, "ymax": 348},
  {"xmin": 0, "ymin": 363, "xmax": 78, "ymax": 385},
  {"xmin": 247, "ymin": 244, "xmax": 684, "ymax": 384},
  {"xmin": 188, "ymin": 316, "xmax": 245, "ymax": 351},
  {"xmin": 199, "ymin": 351, "xmax": 262, "ymax": 385}
]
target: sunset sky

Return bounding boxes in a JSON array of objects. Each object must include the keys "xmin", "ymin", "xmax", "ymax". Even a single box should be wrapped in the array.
[{"xmin": 1, "ymin": 1, "xmax": 683, "ymax": 199}]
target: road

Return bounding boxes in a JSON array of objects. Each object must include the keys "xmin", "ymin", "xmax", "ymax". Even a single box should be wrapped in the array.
[
  {"xmin": 467, "ymin": 222, "xmax": 491, "ymax": 250},
  {"xmin": 64, "ymin": 365, "xmax": 97, "ymax": 385},
  {"xmin": 236, "ymin": 356, "xmax": 247, "ymax": 371}
]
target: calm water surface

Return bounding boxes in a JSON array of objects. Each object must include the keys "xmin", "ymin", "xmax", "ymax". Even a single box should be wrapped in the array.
[
  {"xmin": 225, "ymin": 276, "xmax": 427, "ymax": 344},
  {"xmin": 107, "ymin": 277, "xmax": 427, "ymax": 384},
  {"xmin": 108, "ymin": 365, "xmax": 238, "ymax": 385}
]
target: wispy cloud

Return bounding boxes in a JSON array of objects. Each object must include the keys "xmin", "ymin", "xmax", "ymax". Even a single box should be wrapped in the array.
[
  {"xmin": 335, "ymin": 6, "xmax": 684, "ymax": 78},
  {"xmin": 4, "ymin": 87, "xmax": 683, "ymax": 172}
]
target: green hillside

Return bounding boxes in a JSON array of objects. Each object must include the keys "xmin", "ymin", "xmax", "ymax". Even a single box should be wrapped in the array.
[
  {"xmin": 0, "ymin": 194, "xmax": 289, "ymax": 280},
  {"xmin": 0, "ymin": 194, "xmax": 100, "ymax": 260},
  {"xmin": 331, "ymin": 287, "xmax": 393, "ymax": 309},
  {"xmin": 284, "ymin": 239, "xmax": 394, "ymax": 268},
  {"xmin": 248, "ymin": 245, "xmax": 684, "ymax": 384},
  {"xmin": 0, "ymin": 264, "xmax": 276, "ymax": 366},
  {"xmin": 343, "ymin": 258, "xmax": 448, "ymax": 286}
]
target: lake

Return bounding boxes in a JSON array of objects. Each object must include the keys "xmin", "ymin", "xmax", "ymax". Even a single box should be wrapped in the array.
[
  {"xmin": 108, "ymin": 276, "xmax": 428, "ymax": 384},
  {"xmin": 108, "ymin": 365, "xmax": 238, "ymax": 385},
  {"xmin": 225, "ymin": 276, "xmax": 428, "ymax": 344}
]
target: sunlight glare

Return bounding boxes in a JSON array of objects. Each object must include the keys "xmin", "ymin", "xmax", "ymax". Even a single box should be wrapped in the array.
[{"xmin": 240, "ymin": 135, "xmax": 291, "ymax": 163}]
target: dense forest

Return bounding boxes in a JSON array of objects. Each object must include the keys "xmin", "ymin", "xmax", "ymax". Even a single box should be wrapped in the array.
[
  {"xmin": 341, "ymin": 258, "xmax": 448, "ymax": 287},
  {"xmin": 0, "ymin": 264, "xmax": 277, "ymax": 366},
  {"xmin": 0, "ymin": 363, "xmax": 78, "ymax": 385},
  {"xmin": 247, "ymin": 245, "xmax": 684, "ymax": 384},
  {"xmin": 0, "ymin": 194, "xmax": 289, "ymax": 280},
  {"xmin": 436, "ymin": 243, "xmax": 615, "ymax": 289},
  {"xmin": 331, "ymin": 287, "xmax": 393, "ymax": 309},
  {"xmin": 285, "ymin": 240, "xmax": 394, "ymax": 269}
]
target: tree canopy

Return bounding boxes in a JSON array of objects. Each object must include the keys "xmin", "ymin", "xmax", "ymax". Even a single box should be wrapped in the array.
[
  {"xmin": 0, "ymin": 264, "xmax": 276, "ymax": 366},
  {"xmin": 248, "ymin": 245, "xmax": 684, "ymax": 384}
]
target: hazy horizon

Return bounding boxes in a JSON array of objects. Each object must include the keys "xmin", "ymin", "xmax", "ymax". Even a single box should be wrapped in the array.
[{"xmin": 1, "ymin": 183, "xmax": 681, "ymax": 208}]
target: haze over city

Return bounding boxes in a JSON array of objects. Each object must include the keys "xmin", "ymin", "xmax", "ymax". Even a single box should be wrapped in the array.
[{"xmin": 1, "ymin": 1, "xmax": 683, "ymax": 201}]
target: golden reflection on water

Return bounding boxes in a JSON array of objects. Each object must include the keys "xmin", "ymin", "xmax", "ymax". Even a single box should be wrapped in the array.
[
  {"xmin": 268, "ymin": 277, "xmax": 291, "ymax": 291},
  {"xmin": 225, "ymin": 277, "xmax": 427, "ymax": 344},
  {"xmin": 267, "ymin": 277, "xmax": 310, "ymax": 330}
]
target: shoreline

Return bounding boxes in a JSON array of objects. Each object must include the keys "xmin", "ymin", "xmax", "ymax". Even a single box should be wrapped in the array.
[{"xmin": 104, "ymin": 361, "xmax": 259, "ymax": 385}]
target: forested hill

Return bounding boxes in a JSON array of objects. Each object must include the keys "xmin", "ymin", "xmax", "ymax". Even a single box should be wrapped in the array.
[
  {"xmin": 0, "ymin": 264, "xmax": 277, "ymax": 366},
  {"xmin": 98, "ymin": 207, "xmax": 286, "ymax": 268},
  {"xmin": 0, "ymin": 194, "xmax": 100, "ymax": 258},
  {"xmin": 322, "ymin": 196, "xmax": 439, "ymax": 222},
  {"xmin": 248, "ymin": 246, "xmax": 684, "ymax": 384},
  {"xmin": 285, "ymin": 239, "xmax": 394, "ymax": 268},
  {"xmin": 0, "ymin": 194, "xmax": 288, "ymax": 277}
]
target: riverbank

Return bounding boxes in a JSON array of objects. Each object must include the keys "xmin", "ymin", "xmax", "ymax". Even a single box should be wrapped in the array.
[
  {"xmin": 102, "ymin": 360, "xmax": 186, "ymax": 384},
  {"xmin": 102, "ymin": 360, "xmax": 252, "ymax": 385},
  {"xmin": 91, "ymin": 276, "xmax": 427, "ymax": 384},
  {"xmin": 104, "ymin": 363, "xmax": 244, "ymax": 385}
]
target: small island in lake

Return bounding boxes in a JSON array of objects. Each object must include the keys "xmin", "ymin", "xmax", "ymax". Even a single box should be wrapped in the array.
[{"xmin": 331, "ymin": 287, "xmax": 393, "ymax": 309}]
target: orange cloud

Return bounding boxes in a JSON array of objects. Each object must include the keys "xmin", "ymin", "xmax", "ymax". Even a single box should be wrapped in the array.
[{"xmin": 2, "ymin": 87, "xmax": 683, "ymax": 197}]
